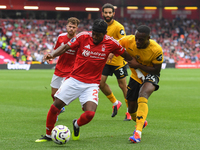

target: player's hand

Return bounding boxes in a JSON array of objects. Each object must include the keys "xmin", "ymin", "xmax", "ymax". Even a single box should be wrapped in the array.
[
  {"xmin": 43, "ymin": 53, "xmax": 53, "ymax": 63},
  {"xmin": 107, "ymin": 53, "xmax": 114, "ymax": 63},
  {"xmin": 127, "ymin": 57, "xmax": 139, "ymax": 69}
]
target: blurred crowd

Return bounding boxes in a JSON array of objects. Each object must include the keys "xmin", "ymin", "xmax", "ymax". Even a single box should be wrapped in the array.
[{"xmin": 0, "ymin": 17, "xmax": 200, "ymax": 64}]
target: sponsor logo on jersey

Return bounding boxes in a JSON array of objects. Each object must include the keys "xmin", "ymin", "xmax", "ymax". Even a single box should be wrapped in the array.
[
  {"xmin": 156, "ymin": 54, "xmax": 163, "ymax": 61},
  {"xmin": 84, "ymin": 44, "xmax": 90, "ymax": 49},
  {"xmin": 120, "ymin": 29, "xmax": 125, "ymax": 35},
  {"xmin": 82, "ymin": 49, "xmax": 106, "ymax": 59},
  {"xmin": 128, "ymin": 48, "xmax": 133, "ymax": 51},
  {"xmin": 66, "ymin": 49, "xmax": 76, "ymax": 55},
  {"xmin": 82, "ymin": 50, "xmax": 90, "ymax": 57}
]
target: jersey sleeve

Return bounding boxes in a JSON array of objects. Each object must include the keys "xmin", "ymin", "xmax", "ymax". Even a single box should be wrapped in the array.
[
  {"xmin": 67, "ymin": 34, "xmax": 81, "ymax": 49},
  {"xmin": 152, "ymin": 49, "xmax": 164, "ymax": 64},
  {"xmin": 118, "ymin": 36, "xmax": 127, "ymax": 48},
  {"xmin": 112, "ymin": 40, "xmax": 125, "ymax": 57},
  {"xmin": 117, "ymin": 26, "xmax": 126, "ymax": 39},
  {"xmin": 54, "ymin": 36, "xmax": 62, "ymax": 50}
]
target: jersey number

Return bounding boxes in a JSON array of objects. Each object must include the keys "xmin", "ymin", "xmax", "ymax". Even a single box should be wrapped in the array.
[
  {"xmin": 145, "ymin": 74, "xmax": 156, "ymax": 82},
  {"xmin": 119, "ymin": 68, "xmax": 124, "ymax": 76},
  {"xmin": 92, "ymin": 89, "xmax": 98, "ymax": 102}
]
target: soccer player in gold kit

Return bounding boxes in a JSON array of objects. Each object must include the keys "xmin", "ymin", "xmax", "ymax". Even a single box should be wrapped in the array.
[
  {"xmin": 119, "ymin": 25, "xmax": 163, "ymax": 143},
  {"xmin": 100, "ymin": 3, "xmax": 131, "ymax": 120}
]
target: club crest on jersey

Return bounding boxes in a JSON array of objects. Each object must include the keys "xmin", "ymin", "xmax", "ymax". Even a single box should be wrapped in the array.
[
  {"xmin": 102, "ymin": 44, "xmax": 105, "ymax": 52},
  {"xmin": 120, "ymin": 29, "xmax": 125, "ymax": 35},
  {"xmin": 135, "ymin": 55, "xmax": 140, "ymax": 60},
  {"xmin": 70, "ymin": 37, "xmax": 76, "ymax": 43}
]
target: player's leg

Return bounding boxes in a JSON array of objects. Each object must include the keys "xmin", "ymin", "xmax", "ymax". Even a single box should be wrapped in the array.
[
  {"xmin": 35, "ymin": 77, "xmax": 80, "ymax": 142},
  {"xmin": 130, "ymin": 74, "xmax": 159, "ymax": 143},
  {"xmin": 130, "ymin": 82, "xmax": 154, "ymax": 143},
  {"xmin": 50, "ymin": 74, "xmax": 66, "ymax": 115},
  {"xmin": 115, "ymin": 65, "xmax": 130, "ymax": 120},
  {"xmin": 100, "ymin": 64, "xmax": 121, "ymax": 117},
  {"xmin": 72, "ymin": 83, "xmax": 99, "ymax": 140},
  {"xmin": 35, "ymin": 98, "xmax": 66, "ymax": 142}
]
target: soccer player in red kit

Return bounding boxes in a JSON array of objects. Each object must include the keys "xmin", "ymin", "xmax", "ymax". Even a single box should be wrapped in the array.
[
  {"xmin": 50, "ymin": 17, "xmax": 80, "ymax": 116},
  {"xmin": 35, "ymin": 19, "xmax": 134, "ymax": 142}
]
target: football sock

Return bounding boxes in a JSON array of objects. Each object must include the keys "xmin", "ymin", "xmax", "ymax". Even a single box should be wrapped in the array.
[
  {"xmin": 130, "ymin": 112, "xmax": 137, "ymax": 122},
  {"xmin": 136, "ymin": 130, "xmax": 142, "ymax": 138},
  {"xmin": 136, "ymin": 97, "xmax": 148, "ymax": 132},
  {"xmin": 106, "ymin": 92, "xmax": 117, "ymax": 104},
  {"xmin": 125, "ymin": 98, "xmax": 128, "ymax": 108},
  {"xmin": 74, "ymin": 120, "xmax": 79, "ymax": 128},
  {"xmin": 46, "ymin": 134, "xmax": 51, "ymax": 138},
  {"xmin": 113, "ymin": 100, "xmax": 119, "ymax": 106},
  {"xmin": 46, "ymin": 104, "xmax": 60, "ymax": 135},
  {"xmin": 77, "ymin": 111, "xmax": 95, "ymax": 127}
]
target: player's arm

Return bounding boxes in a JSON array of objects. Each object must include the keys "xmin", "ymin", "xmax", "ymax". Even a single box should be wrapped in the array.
[
  {"xmin": 43, "ymin": 44, "xmax": 70, "ymax": 62},
  {"xmin": 120, "ymin": 51, "xmax": 133, "ymax": 62},
  {"xmin": 107, "ymin": 53, "xmax": 114, "ymax": 63},
  {"xmin": 127, "ymin": 57, "xmax": 162, "ymax": 75}
]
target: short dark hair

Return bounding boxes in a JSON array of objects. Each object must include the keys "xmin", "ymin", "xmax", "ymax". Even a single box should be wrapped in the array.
[
  {"xmin": 101, "ymin": 3, "xmax": 115, "ymax": 12},
  {"xmin": 92, "ymin": 19, "xmax": 107, "ymax": 33},
  {"xmin": 67, "ymin": 17, "xmax": 80, "ymax": 26},
  {"xmin": 137, "ymin": 25, "xmax": 151, "ymax": 36}
]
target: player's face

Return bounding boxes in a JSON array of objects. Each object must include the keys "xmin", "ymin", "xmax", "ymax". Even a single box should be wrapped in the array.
[
  {"xmin": 135, "ymin": 30, "xmax": 150, "ymax": 49},
  {"xmin": 102, "ymin": 8, "xmax": 115, "ymax": 23},
  {"xmin": 92, "ymin": 31, "xmax": 105, "ymax": 45},
  {"xmin": 66, "ymin": 22, "xmax": 78, "ymax": 36}
]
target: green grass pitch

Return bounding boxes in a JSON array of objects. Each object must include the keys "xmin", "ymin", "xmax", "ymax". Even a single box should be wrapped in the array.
[{"xmin": 0, "ymin": 68, "xmax": 200, "ymax": 150}]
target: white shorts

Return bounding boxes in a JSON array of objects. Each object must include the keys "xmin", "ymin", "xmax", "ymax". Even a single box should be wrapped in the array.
[
  {"xmin": 54, "ymin": 77, "xmax": 99, "ymax": 106},
  {"xmin": 50, "ymin": 74, "xmax": 66, "ymax": 89}
]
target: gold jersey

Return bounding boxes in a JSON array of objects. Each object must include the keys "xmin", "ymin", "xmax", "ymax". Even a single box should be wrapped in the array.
[
  {"xmin": 106, "ymin": 20, "xmax": 126, "ymax": 66},
  {"xmin": 119, "ymin": 35, "xmax": 163, "ymax": 84}
]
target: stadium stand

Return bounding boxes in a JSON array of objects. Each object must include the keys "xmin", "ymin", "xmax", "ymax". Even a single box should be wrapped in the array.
[{"xmin": 0, "ymin": 18, "xmax": 199, "ymax": 65}]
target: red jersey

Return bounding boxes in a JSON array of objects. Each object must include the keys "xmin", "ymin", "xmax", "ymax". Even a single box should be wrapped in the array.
[
  {"xmin": 67, "ymin": 31, "xmax": 125, "ymax": 84},
  {"xmin": 54, "ymin": 33, "xmax": 77, "ymax": 77}
]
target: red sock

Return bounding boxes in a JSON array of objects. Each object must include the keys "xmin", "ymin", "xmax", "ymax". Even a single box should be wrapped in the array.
[
  {"xmin": 51, "ymin": 94, "xmax": 55, "ymax": 101},
  {"xmin": 51, "ymin": 95, "xmax": 62, "ymax": 113},
  {"xmin": 46, "ymin": 104, "xmax": 60, "ymax": 135},
  {"xmin": 77, "ymin": 111, "xmax": 95, "ymax": 127}
]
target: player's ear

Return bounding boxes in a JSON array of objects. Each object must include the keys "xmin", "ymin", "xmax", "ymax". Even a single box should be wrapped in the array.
[{"xmin": 113, "ymin": 12, "xmax": 115, "ymax": 17}]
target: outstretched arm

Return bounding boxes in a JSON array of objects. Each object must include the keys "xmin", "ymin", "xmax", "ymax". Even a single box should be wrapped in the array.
[{"xmin": 43, "ymin": 44, "xmax": 70, "ymax": 62}]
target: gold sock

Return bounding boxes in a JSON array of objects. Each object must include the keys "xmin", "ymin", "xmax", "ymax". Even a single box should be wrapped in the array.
[
  {"xmin": 130, "ymin": 112, "xmax": 137, "ymax": 122},
  {"xmin": 136, "ymin": 97, "xmax": 148, "ymax": 132},
  {"xmin": 106, "ymin": 93, "xmax": 117, "ymax": 104},
  {"xmin": 124, "ymin": 98, "xmax": 128, "ymax": 108}
]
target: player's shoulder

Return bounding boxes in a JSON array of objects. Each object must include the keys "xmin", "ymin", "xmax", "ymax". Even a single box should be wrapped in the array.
[
  {"xmin": 58, "ymin": 32, "xmax": 68, "ymax": 38},
  {"xmin": 105, "ymin": 35, "xmax": 121, "ymax": 46},
  {"xmin": 120, "ymin": 35, "xmax": 135, "ymax": 42},
  {"xmin": 76, "ymin": 31, "xmax": 91, "ymax": 38},
  {"xmin": 149, "ymin": 39, "xmax": 163, "ymax": 53},
  {"xmin": 150, "ymin": 39, "xmax": 162, "ymax": 49},
  {"xmin": 113, "ymin": 20, "xmax": 124, "ymax": 28}
]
